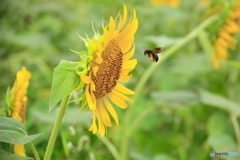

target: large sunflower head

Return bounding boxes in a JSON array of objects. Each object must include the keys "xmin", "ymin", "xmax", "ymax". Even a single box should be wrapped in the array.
[{"xmin": 74, "ymin": 4, "xmax": 138, "ymax": 136}]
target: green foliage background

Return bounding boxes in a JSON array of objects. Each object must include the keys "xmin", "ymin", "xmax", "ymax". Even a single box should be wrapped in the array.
[{"xmin": 1, "ymin": 0, "xmax": 240, "ymax": 160}]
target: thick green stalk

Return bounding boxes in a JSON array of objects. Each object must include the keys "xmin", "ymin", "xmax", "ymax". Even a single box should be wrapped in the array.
[
  {"xmin": 120, "ymin": 15, "xmax": 218, "ymax": 160},
  {"xmin": 43, "ymin": 95, "xmax": 71, "ymax": 160},
  {"xmin": 29, "ymin": 142, "xmax": 40, "ymax": 160}
]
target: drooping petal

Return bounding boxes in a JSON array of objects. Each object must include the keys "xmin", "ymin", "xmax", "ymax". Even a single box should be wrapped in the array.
[
  {"xmin": 89, "ymin": 111, "xmax": 97, "ymax": 133},
  {"xmin": 98, "ymin": 100, "xmax": 112, "ymax": 127},
  {"xmin": 115, "ymin": 83, "xmax": 135, "ymax": 95},
  {"xmin": 86, "ymin": 86, "xmax": 96, "ymax": 110},
  {"xmin": 108, "ymin": 92, "xmax": 128, "ymax": 109},
  {"xmin": 111, "ymin": 89, "xmax": 133, "ymax": 101},
  {"xmin": 103, "ymin": 97, "xmax": 119, "ymax": 125},
  {"xmin": 97, "ymin": 112, "xmax": 106, "ymax": 137}
]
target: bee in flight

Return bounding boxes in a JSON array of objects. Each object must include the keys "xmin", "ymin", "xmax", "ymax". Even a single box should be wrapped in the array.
[{"xmin": 144, "ymin": 47, "xmax": 165, "ymax": 62}]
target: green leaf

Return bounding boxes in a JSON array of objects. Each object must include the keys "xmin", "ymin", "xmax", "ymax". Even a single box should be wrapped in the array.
[
  {"xmin": 0, "ymin": 116, "xmax": 25, "ymax": 132},
  {"xmin": 0, "ymin": 123, "xmax": 25, "ymax": 135},
  {"xmin": 0, "ymin": 150, "xmax": 33, "ymax": 160},
  {"xmin": 0, "ymin": 117, "xmax": 42, "ymax": 144},
  {"xmin": 49, "ymin": 60, "xmax": 80, "ymax": 110},
  {"xmin": 199, "ymin": 89, "xmax": 240, "ymax": 117},
  {"xmin": 0, "ymin": 130, "xmax": 41, "ymax": 144},
  {"xmin": 208, "ymin": 134, "xmax": 238, "ymax": 160}
]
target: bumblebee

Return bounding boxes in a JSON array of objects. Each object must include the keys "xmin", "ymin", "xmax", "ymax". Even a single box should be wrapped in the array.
[{"xmin": 144, "ymin": 47, "xmax": 165, "ymax": 62}]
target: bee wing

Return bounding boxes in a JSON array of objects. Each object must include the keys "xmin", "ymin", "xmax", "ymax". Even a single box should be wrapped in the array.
[{"xmin": 152, "ymin": 47, "xmax": 165, "ymax": 54}]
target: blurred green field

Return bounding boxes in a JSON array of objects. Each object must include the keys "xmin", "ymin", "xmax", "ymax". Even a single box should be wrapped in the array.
[{"xmin": 1, "ymin": 0, "xmax": 240, "ymax": 160}]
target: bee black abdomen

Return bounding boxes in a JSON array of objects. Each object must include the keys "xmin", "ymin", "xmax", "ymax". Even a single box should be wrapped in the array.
[{"xmin": 153, "ymin": 53, "xmax": 159, "ymax": 62}]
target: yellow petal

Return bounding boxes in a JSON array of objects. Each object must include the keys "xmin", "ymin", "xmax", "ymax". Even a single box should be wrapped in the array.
[
  {"xmin": 109, "ymin": 16, "xmax": 116, "ymax": 38},
  {"xmin": 118, "ymin": 74, "xmax": 131, "ymax": 82},
  {"xmin": 98, "ymin": 100, "xmax": 112, "ymax": 127},
  {"xmin": 89, "ymin": 111, "xmax": 97, "ymax": 133},
  {"xmin": 117, "ymin": 18, "xmax": 138, "ymax": 44},
  {"xmin": 79, "ymin": 73, "xmax": 90, "ymax": 84},
  {"xmin": 219, "ymin": 30, "xmax": 234, "ymax": 42},
  {"xmin": 111, "ymin": 89, "xmax": 133, "ymax": 101},
  {"xmin": 86, "ymin": 86, "xmax": 96, "ymax": 110},
  {"xmin": 215, "ymin": 38, "xmax": 228, "ymax": 48},
  {"xmin": 103, "ymin": 28, "xmax": 110, "ymax": 46},
  {"xmin": 123, "ymin": 45, "xmax": 135, "ymax": 61},
  {"xmin": 90, "ymin": 79, "xmax": 96, "ymax": 91},
  {"xmin": 215, "ymin": 46, "xmax": 228, "ymax": 59},
  {"xmin": 120, "ymin": 38, "xmax": 134, "ymax": 53},
  {"xmin": 212, "ymin": 56, "xmax": 220, "ymax": 69},
  {"xmin": 14, "ymin": 144, "xmax": 26, "ymax": 157},
  {"xmin": 95, "ymin": 52, "xmax": 103, "ymax": 64},
  {"xmin": 92, "ymin": 38, "xmax": 103, "ymax": 53},
  {"xmin": 115, "ymin": 83, "xmax": 135, "ymax": 95},
  {"xmin": 103, "ymin": 97, "xmax": 119, "ymax": 125},
  {"xmin": 121, "ymin": 67, "xmax": 134, "ymax": 75},
  {"xmin": 118, "ymin": 4, "xmax": 128, "ymax": 31},
  {"xmin": 108, "ymin": 92, "xmax": 128, "ymax": 109},
  {"xmin": 224, "ymin": 20, "xmax": 239, "ymax": 34},
  {"xmin": 92, "ymin": 66, "xmax": 99, "ymax": 76},
  {"xmin": 97, "ymin": 114, "xmax": 105, "ymax": 137}
]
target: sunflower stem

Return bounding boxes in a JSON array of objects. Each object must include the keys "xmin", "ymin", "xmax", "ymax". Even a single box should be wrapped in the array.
[
  {"xmin": 29, "ymin": 142, "xmax": 40, "ymax": 160},
  {"xmin": 43, "ymin": 95, "xmax": 71, "ymax": 160},
  {"xmin": 97, "ymin": 135, "xmax": 120, "ymax": 160},
  {"xmin": 120, "ymin": 15, "xmax": 218, "ymax": 160}
]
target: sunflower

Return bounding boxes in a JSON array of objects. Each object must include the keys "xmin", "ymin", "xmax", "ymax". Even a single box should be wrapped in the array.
[
  {"xmin": 151, "ymin": 0, "xmax": 180, "ymax": 7},
  {"xmin": 8, "ymin": 67, "xmax": 31, "ymax": 156},
  {"xmin": 201, "ymin": 0, "xmax": 210, "ymax": 6},
  {"xmin": 212, "ymin": 1, "xmax": 240, "ymax": 69},
  {"xmin": 74, "ymin": 4, "xmax": 138, "ymax": 137}
]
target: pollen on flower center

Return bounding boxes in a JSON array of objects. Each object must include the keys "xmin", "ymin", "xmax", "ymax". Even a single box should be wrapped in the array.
[{"xmin": 91, "ymin": 39, "xmax": 123, "ymax": 99}]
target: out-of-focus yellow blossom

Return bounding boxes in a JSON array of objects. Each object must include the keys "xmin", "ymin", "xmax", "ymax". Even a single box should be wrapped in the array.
[
  {"xmin": 10, "ymin": 67, "xmax": 31, "ymax": 156},
  {"xmin": 201, "ymin": 0, "xmax": 211, "ymax": 6},
  {"xmin": 151, "ymin": 0, "xmax": 180, "ymax": 7},
  {"xmin": 212, "ymin": 1, "xmax": 240, "ymax": 69}
]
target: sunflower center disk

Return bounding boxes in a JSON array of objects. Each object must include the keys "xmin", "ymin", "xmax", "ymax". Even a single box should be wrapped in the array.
[{"xmin": 91, "ymin": 40, "xmax": 123, "ymax": 99}]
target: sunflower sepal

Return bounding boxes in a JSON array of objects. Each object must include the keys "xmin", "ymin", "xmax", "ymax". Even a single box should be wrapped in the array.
[
  {"xmin": 4, "ymin": 86, "xmax": 14, "ymax": 117},
  {"xmin": 69, "ymin": 49, "xmax": 88, "ymax": 60}
]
